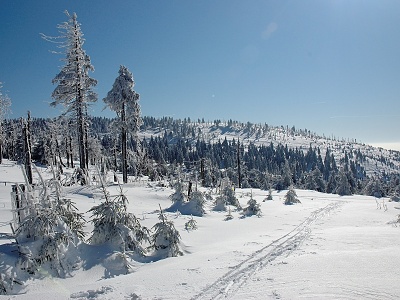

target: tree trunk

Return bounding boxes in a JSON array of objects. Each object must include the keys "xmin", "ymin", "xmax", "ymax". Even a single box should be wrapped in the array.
[
  {"xmin": 237, "ymin": 140, "xmax": 241, "ymax": 189},
  {"xmin": 200, "ymin": 158, "xmax": 205, "ymax": 186},
  {"xmin": 85, "ymin": 117, "xmax": 89, "ymax": 168},
  {"xmin": 27, "ymin": 111, "xmax": 32, "ymax": 152},
  {"xmin": 77, "ymin": 103, "xmax": 86, "ymax": 184},
  {"xmin": 121, "ymin": 102, "xmax": 128, "ymax": 183},
  {"xmin": 56, "ymin": 139, "xmax": 66, "ymax": 167},
  {"xmin": 65, "ymin": 137, "xmax": 70, "ymax": 168},
  {"xmin": 69, "ymin": 136, "xmax": 74, "ymax": 168},
  {"xmin": 22, "ymin": 119, "xmax": 33, "ymax": 185}
]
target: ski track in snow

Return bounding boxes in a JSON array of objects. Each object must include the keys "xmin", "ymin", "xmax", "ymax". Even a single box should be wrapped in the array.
[{"xmin": 191, "ymin": 201, "xmax": 344, "ymax": 300}]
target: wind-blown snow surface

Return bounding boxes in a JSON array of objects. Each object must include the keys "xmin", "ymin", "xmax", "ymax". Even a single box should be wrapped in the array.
[{"xmin": 0, "ymin": 160, "xmax": 399, "ymax": 299}]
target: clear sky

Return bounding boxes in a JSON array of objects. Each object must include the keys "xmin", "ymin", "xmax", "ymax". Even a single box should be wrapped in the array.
[{"xmin": 1, "ymin": 0, "xmax": 399, "ymax": 149}]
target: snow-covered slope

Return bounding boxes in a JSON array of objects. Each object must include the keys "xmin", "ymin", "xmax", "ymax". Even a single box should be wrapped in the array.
[
  {"xmin": 139, "ymin": 120, "xmax": 400, "ymax": 176},
  {"xmin": 0, "ymin": 160, "xmax": 399, "ymax": 299}
]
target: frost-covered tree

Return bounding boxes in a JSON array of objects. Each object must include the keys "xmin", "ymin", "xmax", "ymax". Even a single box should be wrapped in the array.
[
  {"xmin": 0, "ymin": 82, "xmax": 11, "ymax": 164},
  {"xmin": 242, "ymin": 193, "xmax": 262, "ymax": 217},
  {"xmin": 169, "ymin": 179, "xmax": 187, "ymax": 203},
  {"xmin": 16, "ymin": 206, "xmax": 81, "ymax": 276},
  {"xmin": 221, "ymin": 177, "xmax": 241, "ymax": 207},
  {"xmin": 311, "ymin": 167, "xmax": 326, "ymax": 192},
  {"xmin": 166, "ymin": 179, "xmax": 207, "ymax": 216},
  {"xmin": 15, "ymin": 166, "xmax": 84, "ymax": 277},
  {"xmin": 284, "ymin": 186, "xmax": 301, "ymax": 205},
  {"xmin": 363, "ymin": 176, "xmax": 385, "ymax": 198},
  {"xmin": 281, "ymin": 160, "xmax": 293, "ymax": 189},
  {"xmin": 213, "ymin": 194, "xmax": 227, "ymax": 211},
  {"xmin": 184, "ymin": 215, "xmax": 198, "ymax": 231},
  {"xmin": 213, "ymin": 178, "xmax": 241, "ymax": 210},
  {"xmin": 103, "ymin": 65, "xmax": 141, "ymax": 183},
  {"xmin": 86, "ymin": 135, "xmax": 102, "ymax": 166},
  {"xmin": 151, "ymin": 206, "xmax": 182, "ymax": 257},
  {"xmin": 389, "ymin": 183, "xmax": 400, "ymax": 202},
  {"xmin": 0, "ymin": 272, "xmax": 17, "ymax": 295},
  {"xmin": 43, "ymin": 11, "xmax": 97, "ymax": 180},
  {"xmin": 224, "ymin": 207, "xmax": 234, "ymax": 221},
  {"xmin": 265, "ymin": 188, "xmax": 273, "ymax": 201},
  {"xmin": 188, "ymin": 190, "xmax": 206, "ymax": 216},
  {"xmin": 89, "ymin": 179, "xmax": 149, "ymax": 255},
  {"xmin": 336, "ymin": 168, "xmax": 352, "ymax": 196}
]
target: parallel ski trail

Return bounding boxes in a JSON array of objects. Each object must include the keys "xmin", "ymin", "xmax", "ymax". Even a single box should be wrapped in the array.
[{"xmin": 191, "ymin": 201, "xmax": 344, "ymax": 300}]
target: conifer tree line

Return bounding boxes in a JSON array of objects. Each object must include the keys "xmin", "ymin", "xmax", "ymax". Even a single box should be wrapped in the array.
[{"xmin": 1, "ymin": 115, "xmax": 400, "ymax": 198}]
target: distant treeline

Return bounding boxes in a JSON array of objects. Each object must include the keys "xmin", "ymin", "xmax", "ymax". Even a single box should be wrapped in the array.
[{"xmin": 2, "ymin": 116, "xmax": 399, "ymax": 198}]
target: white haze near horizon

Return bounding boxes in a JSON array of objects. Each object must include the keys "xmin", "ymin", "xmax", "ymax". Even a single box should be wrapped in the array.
[{"xmin": 370, "ymin": 142, "xmax": 400, "ymax": 152}]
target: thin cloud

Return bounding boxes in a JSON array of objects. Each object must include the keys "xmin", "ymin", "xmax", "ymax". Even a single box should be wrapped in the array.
[{"xmin": 262, "ymin": 22, "xmax": 278, "ymax": 39}]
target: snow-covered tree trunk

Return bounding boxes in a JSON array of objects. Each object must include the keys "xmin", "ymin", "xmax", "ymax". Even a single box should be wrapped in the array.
[
  {"xmin": 65, "ymin": 136, "xmax": 70, "ymax": 168},
  {"xmin": 121, "ymin": 102, "xmax": 128, "ymax": 183},
  {"xmin": 69, "ymin": 135, "xmax": 74, "ymax": 168},
  {"xmin": 237, "ymin": 140, "xmax": 241, "ymax": 188},
  {"xmin": 77, "ymin": 100, "xmax": 87, "ymax": 176},
  {"xmin": 22, "ymin": 118, "xmax": 33, "ymax": 185}
]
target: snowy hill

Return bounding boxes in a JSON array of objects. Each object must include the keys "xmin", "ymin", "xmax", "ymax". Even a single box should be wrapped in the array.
[
  {"xmin": 139, "ymin": 118, "xmax": 400, "ymax": 176},
  {"xmin": 0, "ymin": 160, "xmax": 399, "ymax": 299}
]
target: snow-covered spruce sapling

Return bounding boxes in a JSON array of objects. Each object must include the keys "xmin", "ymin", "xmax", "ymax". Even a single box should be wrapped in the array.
[
  {"xmin": 16, "ymin": 206, "xmax": 80, "ymax": 276},
  {"xmin": 184, "ymin": 215, "xmax": 197, "ymax": 231},
  {"xmin": 213, "ymin": 178, "xmax": 241, "ymax": 211},
  {"xmin": 222, "ymin": 182, "xmax": 241, "ymax": 208},
  {"xmin": 187, "ymin": 190, "xmax": 206, "ymax": 216},
  {"xmin": 224, "ymin": 207, "xmax": 233, "ymax": 221},
  {"xmin": 89, "ymin": 177, "xmax": 149, "ymax": 255},
  {"xmin": 169, "ymin": 179, "xmax": 187, "ymax": 203},
  {"xmin": 213, "ymin": 194, "xmax": 227, "ymax": 211},
  {"xmin": 15, "ymin": 165, "xmax": 82, "ymax": 277},
  {"xmin": 46, "ymin": 164, "xmax": 86, "ymax": 239},
  {"xmin": 166, "ymin": 185, "xmax": 206, "ymax": 216},
  {"xmin": 151, "ymin": 205, "xmax": 182, "ymax": 257},
  {"xmin": 264, "ymin": 188, "xmax": 273, "ymax": 201},
  {"xmin": 284, "ymin": 186, "xmax": 301, "ymax": 205},
  {"xmin": 33, "ymin": 163, "xmax": 85, "ymax": 239},
  {"xmin": 242, "ymin": 192, "xmax": 262, "ymax": 217},
  {"xmin": 0, "ymin": 271, "xmax": 19, "ymax": 295}
]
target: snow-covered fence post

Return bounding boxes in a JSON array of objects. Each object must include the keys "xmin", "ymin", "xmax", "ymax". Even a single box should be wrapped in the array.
[{"xmin": 11, "ymin": 184, "xmax": 24, "ymax": 228}]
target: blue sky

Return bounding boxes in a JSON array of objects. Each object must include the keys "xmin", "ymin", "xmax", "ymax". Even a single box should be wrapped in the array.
[{"xmin": 1, "ymin": 0, "xmax": 399, "ymax": 148}]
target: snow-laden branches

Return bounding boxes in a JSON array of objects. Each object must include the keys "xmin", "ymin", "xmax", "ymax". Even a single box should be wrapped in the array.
[
  {"xmin": 89, "ymin": 174, "xmax": 150, "ymax": 255},
  {"xmin": 15, "ymin": 165, "xmax": 84, "ymax": 277},
  {"xmin": 151, "ymin": 205, "xmax": 182, "ymax": 257},
  {"xmin": 44, "ymin": 11, "xmax": 97, "ymax": 113},
  {"xmin": 103, "ymin": 65, "xmax": 142, "ymax": 132}
]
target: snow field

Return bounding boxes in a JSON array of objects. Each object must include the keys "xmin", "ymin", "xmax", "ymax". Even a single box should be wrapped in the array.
[{"xmin": 0, "ymin": 161, "xmax": 399, "ymax": 299}]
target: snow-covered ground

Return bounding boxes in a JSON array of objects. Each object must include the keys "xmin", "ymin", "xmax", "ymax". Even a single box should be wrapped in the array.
[{"xmin": 0, "ymin": 160, "xmax": 399, "ymax": 299}]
